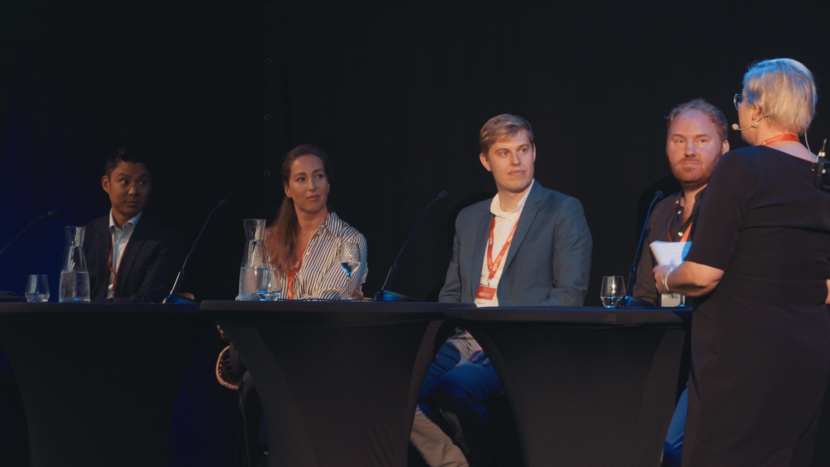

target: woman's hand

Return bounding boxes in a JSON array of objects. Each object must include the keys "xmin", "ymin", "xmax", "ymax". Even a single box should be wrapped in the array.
[
  {"xmin": 653, "ymin": 265, "xmax": 673, "ymax": 294},
  {"xmin": 825, "ymin": 279, "xmax": 830, "ymax": 305},
  {"xmin": 653, "ymin": 261, "xmax": 724, "ymax": 297}
]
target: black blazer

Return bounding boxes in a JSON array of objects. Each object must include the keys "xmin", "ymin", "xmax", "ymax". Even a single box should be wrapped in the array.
[{"xmin": 82, "ymin": 214, "xmax": 184, "ymax": 303}]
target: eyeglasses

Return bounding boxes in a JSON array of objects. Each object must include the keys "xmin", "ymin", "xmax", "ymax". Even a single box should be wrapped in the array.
[{"xmin": 733, "ymin": 93, "xmax": 743, "ymax": 111}]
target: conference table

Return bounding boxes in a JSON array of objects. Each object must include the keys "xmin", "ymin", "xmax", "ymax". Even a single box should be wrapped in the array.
[
  {"xmin": 204, "ymin": 301, "xmax": 692, "ymax": 467},
  {"xmin": 0, "ymin": 302, "xmax": 210, "ymax": 467},
  {"xmin": 201, "ymin": 300, "xmax": 452, "ymax": 467},
  {"xmin": 447, "ymin": 306, "xmax": 692, "ymax": 467},
  {"xmin": 0, "ymin": 300, "xmax": 696, "ymax": 467}
]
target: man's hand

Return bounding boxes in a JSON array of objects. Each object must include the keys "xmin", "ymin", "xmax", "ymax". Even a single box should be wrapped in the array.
[
  {"xmin": 468, "ymin": 347, "xmax": 490, "ymax": 367},
  {"xmin": 217, "ymin": 325, "xmax": 229, "ymax": 342}
]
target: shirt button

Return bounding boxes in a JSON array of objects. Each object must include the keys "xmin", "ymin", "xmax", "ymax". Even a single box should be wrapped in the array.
[
  {"xmin": 677, "ymin": 232, "xmax": 683, "ymax": 237},
  {"xmin": 677, "ymin": 211, "xmax": 681, "ymax": 214}
]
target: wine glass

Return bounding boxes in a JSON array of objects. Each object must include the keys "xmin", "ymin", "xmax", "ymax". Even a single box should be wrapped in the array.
[
  {"xmin": 338, "ymin": 243, "xmax": 360, "ymax": 277},
  {"xmin": 600, "ymin": 276, "xmax": 625, "ymax": 308},
  {"xmin": 25, "ymin": 275, "xmax": 50, "ymax": 302}
]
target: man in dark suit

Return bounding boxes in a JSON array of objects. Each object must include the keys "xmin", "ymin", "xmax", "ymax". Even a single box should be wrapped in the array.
[
  {"xmin": 82, "ymin": 148, "xmax": 183, "ymax": 303},
  {"xmin": 411, "ymin": 115, "xmax": 592, "ymax": 467}
]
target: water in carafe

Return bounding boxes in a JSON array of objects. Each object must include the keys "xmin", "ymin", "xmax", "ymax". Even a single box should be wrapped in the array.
[
  {"xmin": 59, "ymin": 226, "xmax": 90, "ymax": 302},
  {"xmin": 238, "ymin": 219, "xmax": 270, "ymax": 301}
]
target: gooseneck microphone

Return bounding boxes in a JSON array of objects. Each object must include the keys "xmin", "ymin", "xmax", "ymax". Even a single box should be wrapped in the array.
[
  {"xmin": 616, "ymin": 191, "xmax": 663, "ymax": 308},
  {"xmin": 163, "ymin": 199, "xmax": 229, "ymax": 303},
  {"xmin": 375, "ymin": 191, "xmax": 448, "ymax": 302},
  {"xmin": 0, "ymin": 211, "xmax": 59, "ymax": 259}
]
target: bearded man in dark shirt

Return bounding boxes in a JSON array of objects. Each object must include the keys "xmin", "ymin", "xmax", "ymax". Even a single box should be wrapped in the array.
[
  {"xmin": 633, "ymin": 99, "xmax": 729, "ymax": 307},
  {"xmin": 632, "ymin": 99, "xmax": 729, "ymax": 467}
]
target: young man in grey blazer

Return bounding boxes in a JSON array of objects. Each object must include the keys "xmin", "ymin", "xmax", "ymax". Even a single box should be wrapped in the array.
[{"xmin": 411, "ymin": 114, "xmax": 593, "ymax": 467}]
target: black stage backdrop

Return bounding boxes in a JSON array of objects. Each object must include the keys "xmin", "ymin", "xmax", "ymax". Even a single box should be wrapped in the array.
[
  {"xmin": 2, "ymin": 0, "xmax": 830, "ymax": 465},
  {"xmin": 2, "ymin": 0, "xmax": 829, "ymax": 304}
]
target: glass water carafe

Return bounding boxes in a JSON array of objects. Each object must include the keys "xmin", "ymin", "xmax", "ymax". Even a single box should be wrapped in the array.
[
  {"xmin": 238, "ymin": 219, "xmax": 270, "ymax": 301},
  {"xmin": 59, "ymin": 226, "xmax": 90, "ymax": 302}
]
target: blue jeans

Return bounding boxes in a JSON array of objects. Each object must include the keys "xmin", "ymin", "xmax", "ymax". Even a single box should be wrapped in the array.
[
  {"xmin": 418, "ymin": 336, "xmax": 503, "ymax": 466},
  {"xmin": 663, "ymin": 387, "xmax": 688, "ymax": 467}
]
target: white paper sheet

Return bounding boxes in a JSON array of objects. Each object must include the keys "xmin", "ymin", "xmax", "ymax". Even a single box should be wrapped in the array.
[{"xmin": 649, "ymin": 240, "xmax": 691, "ymax": 267}]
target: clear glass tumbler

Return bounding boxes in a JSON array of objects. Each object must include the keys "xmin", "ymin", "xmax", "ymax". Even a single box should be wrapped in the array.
[{"xmin": 25, "ymin": 275, "xmax": 50, "ymax": 302}]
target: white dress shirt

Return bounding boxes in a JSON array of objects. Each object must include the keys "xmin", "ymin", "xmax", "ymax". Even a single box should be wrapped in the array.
[
  {"xmin": 107, "ymin": 210, "xmax": 142, "ymax": 298},
  {"xmin": 475, "ymin": 180, "xmax": 534, "ymax": 307}
]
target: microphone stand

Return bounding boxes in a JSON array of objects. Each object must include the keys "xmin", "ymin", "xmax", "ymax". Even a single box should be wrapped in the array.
[
  {"xmin": 0, "ymin": 211, "xmax": 58, "ymax": 301},
  {"xmin": 0, "ymin": 211, "xmax": 59, "ymax": 259},
  {"xmin": 375, "ymin": 192, "xmax": 448, "ymax": 302},
  {"xmin": 163, "ymin": 200, "xmax": 228, "ymax": 304},
  {"xmin": 616, "ymin": 191, "xmax": 663, "ymax": 308}
]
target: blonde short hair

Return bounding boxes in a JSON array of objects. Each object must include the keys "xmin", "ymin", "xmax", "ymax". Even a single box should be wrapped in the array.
[
  {"xmin": 743, "ymin": 58, "xmax": 817, "ymax": 134},
  {"xmin": 479, "ymin": 114, "xmax": 534, "ymax": 154}
]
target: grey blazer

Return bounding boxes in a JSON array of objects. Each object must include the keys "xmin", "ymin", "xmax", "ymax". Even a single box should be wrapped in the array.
[{"xmin": 439, "ymin": 181, "xmax": 592, "ymax": 306}]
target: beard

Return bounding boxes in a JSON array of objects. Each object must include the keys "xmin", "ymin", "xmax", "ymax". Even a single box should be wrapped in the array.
[{"xmin": 671, "ymin": 160, "xmax": 716, "ymax": 188}]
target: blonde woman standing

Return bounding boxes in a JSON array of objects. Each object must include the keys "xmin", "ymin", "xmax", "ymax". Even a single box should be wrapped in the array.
[{"xmin": 655, "ymin": 59, "xmax": 830, "ymax": 466}]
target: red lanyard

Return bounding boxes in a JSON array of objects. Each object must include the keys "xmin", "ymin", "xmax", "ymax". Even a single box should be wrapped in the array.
[
  {"xmin": 286, "ymin": 246, "xmax": 307, "ymax": 300},
  {"xmin": 761, "ymin": 134, "xmax": 800, "ymax": 146},
  {"xmin": 486, "ymin": 216, "xmax": 520, "ymax": 284},
  {"xmin": 107, "ymin": 234, "xmax": 130, "ymax": 293},
  {"xmin": 666, "ymin": 193, "xmax": 693, "ymax": 242}
]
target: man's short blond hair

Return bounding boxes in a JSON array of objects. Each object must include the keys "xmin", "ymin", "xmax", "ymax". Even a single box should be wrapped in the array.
[
  {"xmin": 479, "ymin": 114, "xmax": 534, "ymax": 154},
  {"xmin": 667, "ymin": 99, "xmax": 729, "ymax": 142},
  {"xmin": 743, "ymin": 58, "xmax": 817, "ymax": 135}
]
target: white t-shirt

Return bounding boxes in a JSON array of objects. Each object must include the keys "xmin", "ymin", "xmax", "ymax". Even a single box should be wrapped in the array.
[{"xmin": 474, "ymin": 180, "xmax": 534, "ymax": 307}]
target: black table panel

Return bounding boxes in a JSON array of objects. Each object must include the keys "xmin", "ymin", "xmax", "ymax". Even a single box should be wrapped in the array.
[
  {"xmin": 447, "ymin": 306, "xmax": 691, "ymax": 467},
  {"xmin": 0, "ymin": 303, "xmax": 209, "ymax": 467},
  {"xmin": 200, "ymin": 300, "xmax": 454, "ymax": 467}
]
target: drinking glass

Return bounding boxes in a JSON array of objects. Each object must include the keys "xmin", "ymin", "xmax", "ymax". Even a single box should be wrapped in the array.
[
  {"xmin": 600, "ymin": 276, "xmax": 625, "ymax": 308},
  {"xmin": 25, "ymin": 275, "xmax": 50, "ymax": 302},
  {"xmin": 258, "ymin": 269, "xmax": 282, "ymax": 301},
  {"xmin": 338, "ymin": 243, "xmax": 360, "ymax": 277}
]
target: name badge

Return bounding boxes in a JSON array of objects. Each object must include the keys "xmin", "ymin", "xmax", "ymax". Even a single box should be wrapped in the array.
[{"xmin": 476, "ymin": 285, "xmax": 496, "ymax": 301}]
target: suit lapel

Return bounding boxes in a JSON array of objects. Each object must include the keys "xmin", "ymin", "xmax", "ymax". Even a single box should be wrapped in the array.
[
  {"xmin": 470, "ymin": 206, "xmax": 492, "ymax": 299},
  {"xmin": 114, "ymin": 217, "xmax": 149, "ymax": 297},
  {"xmin": 502, "ymin": 182, "xmax": 543, "ymax": 274}
]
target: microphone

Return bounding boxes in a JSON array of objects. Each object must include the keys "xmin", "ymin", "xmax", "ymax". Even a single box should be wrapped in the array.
[
  {"xmin": 0, "ymin": 211, "xmax": 59, "ymax": 259},
  {"xmin": 814, "ymin": 139, "xmax": 827, "ymax": 189},
  {"xmin": 616, "ymin": 191, "xmax": 663, "ymax": 308},
  {"xmin": 163, "ymin": 199, "xmax": 229, "ymax": 303},
  {"xmin": 732, "ymin": 115, "xmax": 767, "ymax": 131},
  {"xmin": 375, "ymin": 191, "xmax": 448, "ymax": 302}
]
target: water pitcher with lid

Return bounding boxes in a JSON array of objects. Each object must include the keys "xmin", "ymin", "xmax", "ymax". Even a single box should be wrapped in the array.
[
  {"xmin": 59, "ymin": 226, "xmax": 90, "ymax": 302},
  {"xmin": 238, "ymin": 219, "xmax": 270, "ymax": 300}
]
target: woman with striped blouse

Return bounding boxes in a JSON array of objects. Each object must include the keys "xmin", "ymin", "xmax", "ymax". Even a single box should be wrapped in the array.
[
  {"xmin": 230, "ymin": 144, "xmax": 369, "ymax": 463},
  {"xmin": 264, "ymin": 144, "xmax": 368, "ymax": 300}
]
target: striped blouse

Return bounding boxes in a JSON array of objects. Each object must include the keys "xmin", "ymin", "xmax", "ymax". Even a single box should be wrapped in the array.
[{"xmin": 269, "ymin": 212, "xmax": 368, "ymax": 300}]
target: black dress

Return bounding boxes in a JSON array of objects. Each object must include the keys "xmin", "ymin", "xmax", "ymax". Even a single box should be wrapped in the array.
[{"xmin": 682, "ymin": 146, "xmax": 830, "ymax": 466}]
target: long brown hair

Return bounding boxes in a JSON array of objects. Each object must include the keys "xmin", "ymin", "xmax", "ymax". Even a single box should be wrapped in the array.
[{"xmin": 265, "ymin": 144, "xmax": 333, "ymax": 275}]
